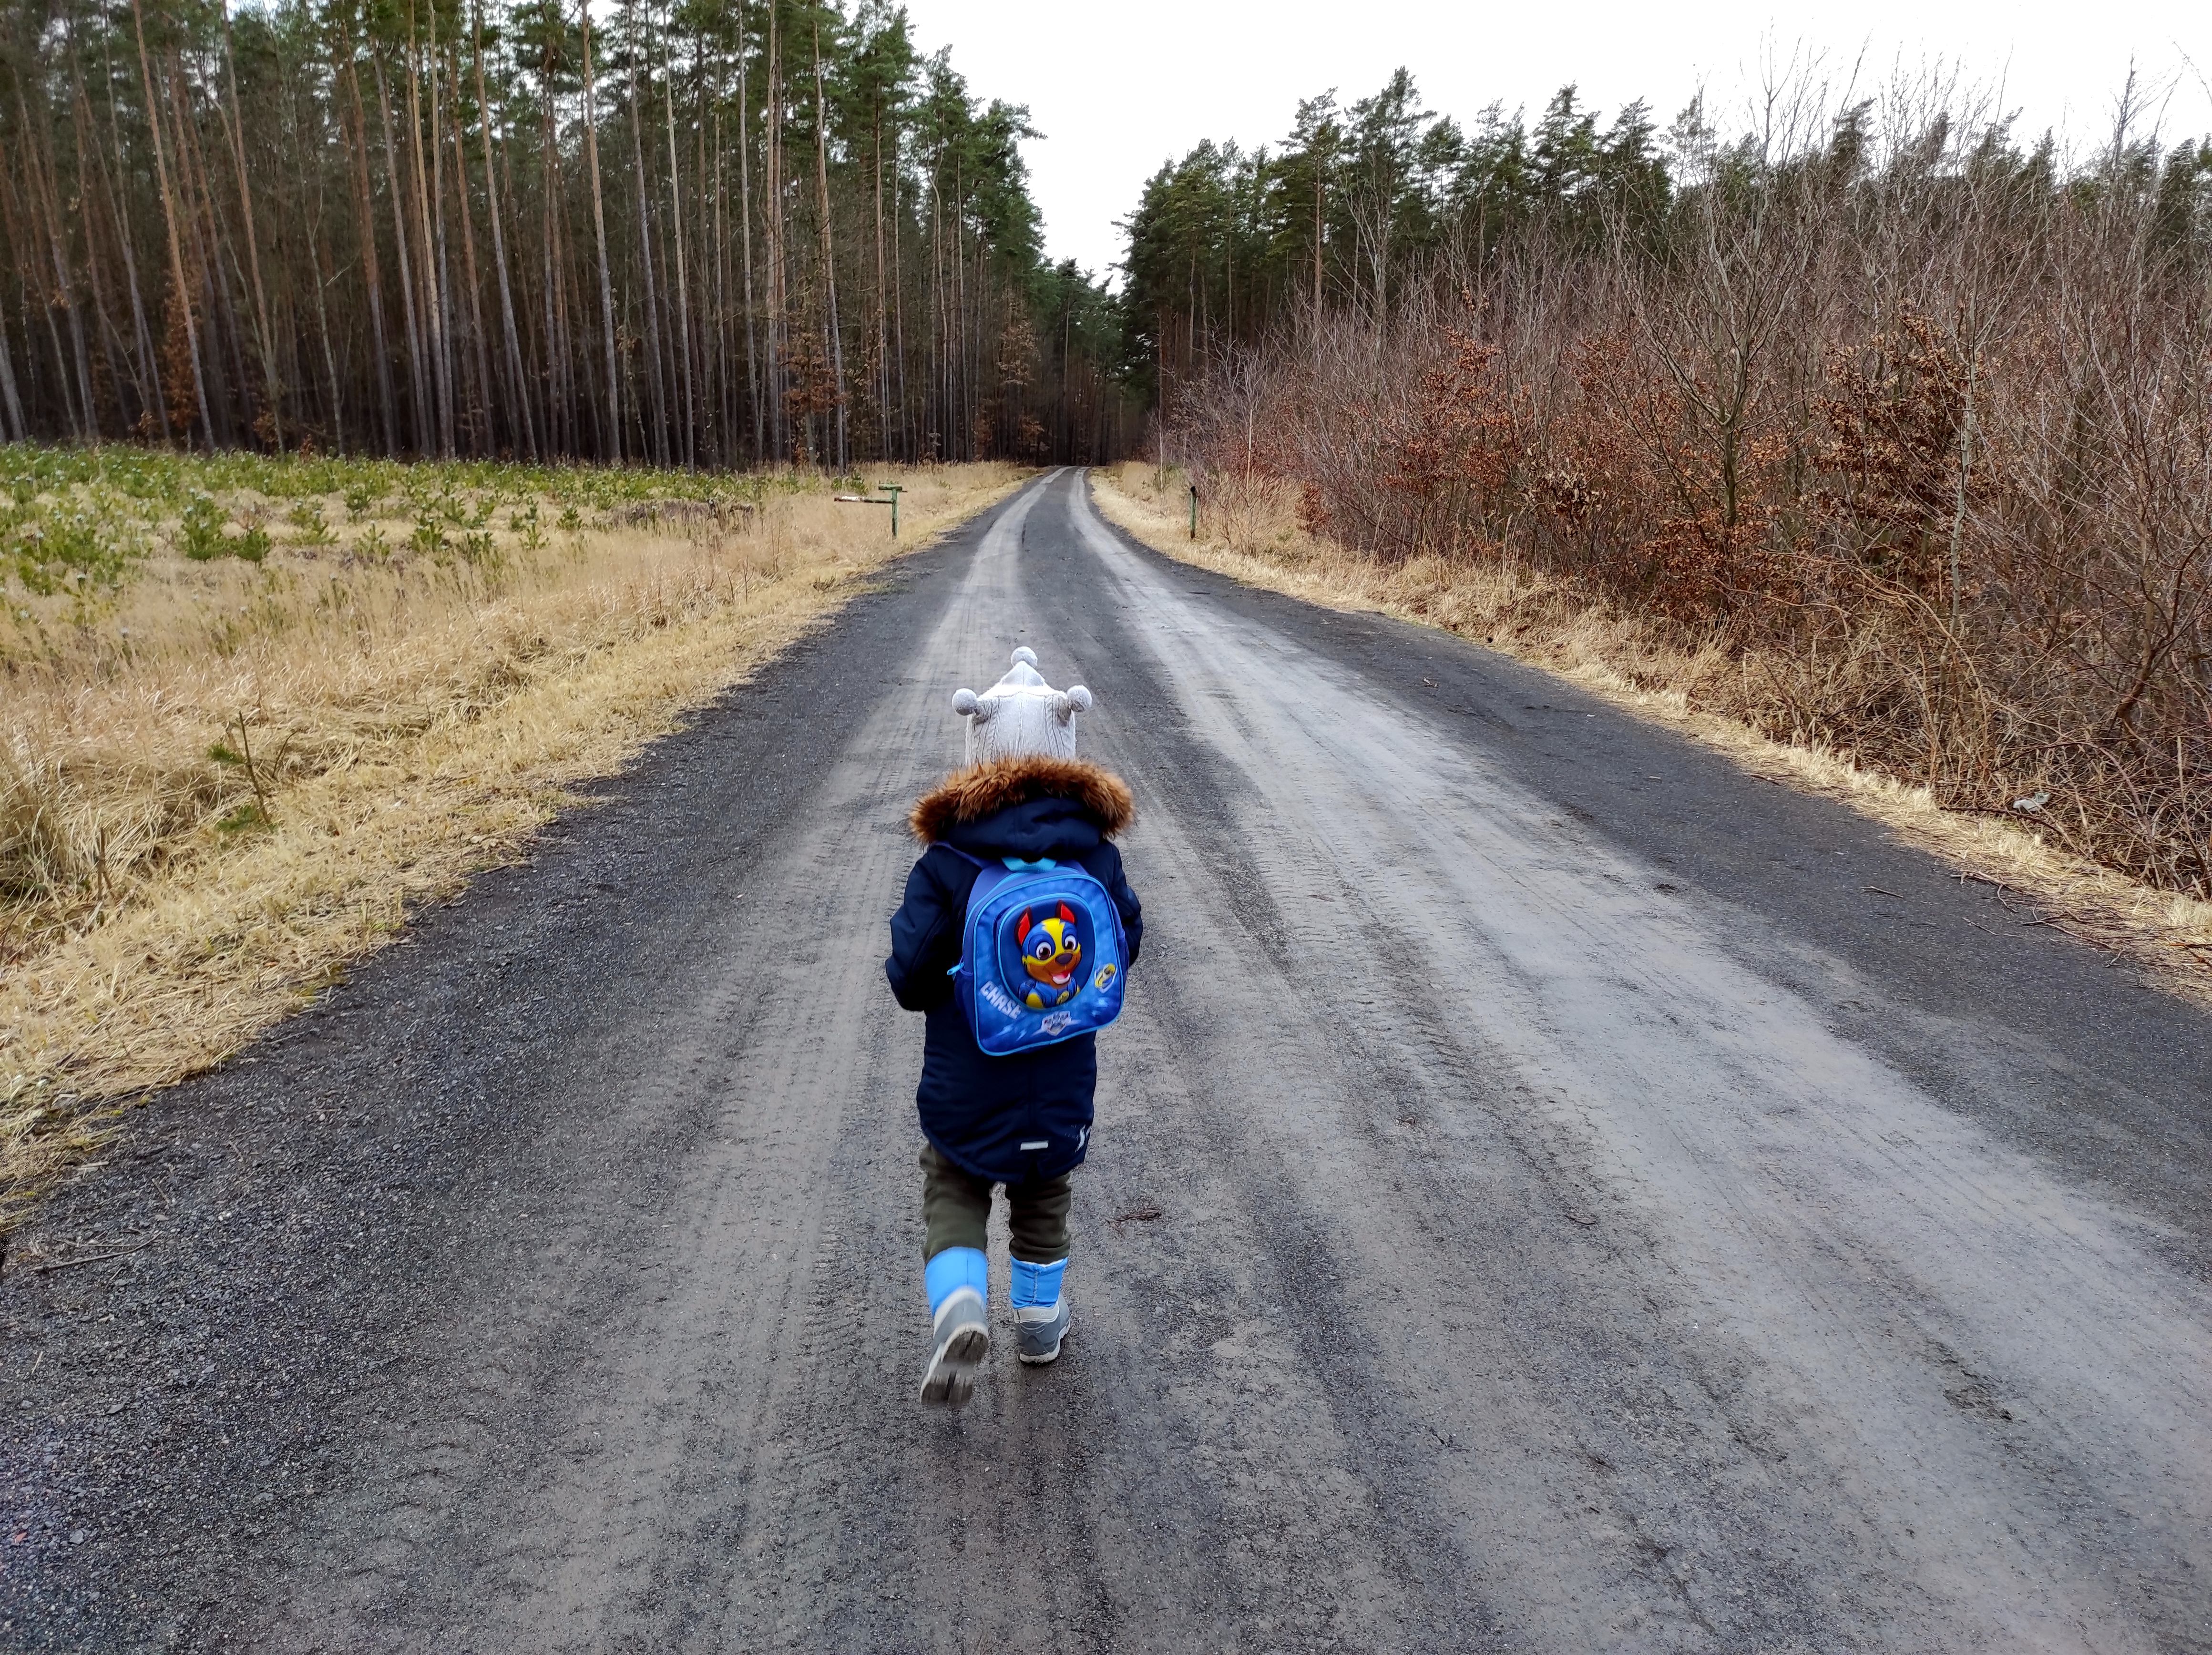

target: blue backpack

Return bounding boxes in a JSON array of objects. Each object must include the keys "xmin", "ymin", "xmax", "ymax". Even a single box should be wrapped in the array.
[{"xmin": 947, "ymin": 852, "xmax": 1128, "ymax": 1055}]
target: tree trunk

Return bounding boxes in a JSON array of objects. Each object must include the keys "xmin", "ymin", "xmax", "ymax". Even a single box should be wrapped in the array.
[
  {"xmin": 67, "ymin": 66, "xmax": 135, "ymax": 436},
  {"xmin": 168, "ymin": 52, "xmax": 244, "ymax": 445},
  {"xmin": 811, "ymin": 21, "xmax": 845, "ymax": 470},
  {"xmin": 764, "ymin": 0, "xmax": 785, "ymax": 461},
  {"xmin": 538, "ymin": 45, "xmax": 569, "ymax": 452},
  {"xmin": 18, "ymin": 94, "xmax": 94, "ymax": 439},
  {"xmin": 892, "ymin": 150, "xmax": 906, "ymax": 458},
  {"xmin": 476, "ymin": 1, "xmax": 535, "ymax": 459},
  {"xmin": 661, "ymin": 3, "xmax": 696, "ymax": 469},
  {"xmin": 98, "ymin": 45, "xmax": 168, "ymax": 440},
  {"xmin": 737, "ymin": 0, "xmax": 761, "ymax": 461},
  {"xmin": 406, "ymin": 13, "xmax": 454, "ymax": 455},
  {"xmin": 42, "ymin": 119, "xmax": 97, "ymax": 437},
  {"xmin": 219, "ymin": 0, "xmax": 281, "ymax": 446},
  {"xmin": 579, "ymin": 0, "xmax": 620, "ymax": 461},
  {"xmin": 130, "ymin": 0, "xmax": 211, "ymax": 447},
  {"xmin": 626, "ymin": 15, "xmax": 667, "ymax": 465},
  {"xmin": 373, "ymin": 53, "xmax": 430, "ymax": 452},
  {"xmin": 712, "ymin": 64, "xmax": 730, "ymax": 461},
  {"xmin": 340, "ymin": 47, "xmax": 398, "ymax": 455},
  {"xmin": 449, "ymin": 41, "xmax": 494, "ymax": 454},
  {"xmin": 1312, "ymin": 173, "xmax": 1322, "ymax": 320},
  {"xmin": 873, "ymin": 101, "xmax": 887, "ymax": 460},
  {"xmin": 307, "ymin": 205, "xmax": 345, "ymax": 452},
  {"xmin": 0, "ymin": 317, "xmax": 25, "ymax": 440}
]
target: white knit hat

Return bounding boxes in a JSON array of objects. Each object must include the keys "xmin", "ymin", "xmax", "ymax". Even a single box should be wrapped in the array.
[{"xmin": 952, "ymin": 647, "xmax": 1092, "ymax": 764}]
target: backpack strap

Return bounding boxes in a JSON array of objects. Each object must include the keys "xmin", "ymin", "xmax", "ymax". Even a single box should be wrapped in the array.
[{"xmin": 941, "ymin": 848, "xmax": 1057, "ymax": 978}]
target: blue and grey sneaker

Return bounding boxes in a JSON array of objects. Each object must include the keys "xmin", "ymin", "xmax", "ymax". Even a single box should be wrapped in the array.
[
  {"xmin": 1011, "ymin": 1256, "xmax": 1071, "ymax": 1365},
  {"xmin": 919, "ymin": 1286, "xmax": 989, "ymax": 1406},
  {"xmin": 1013, "ymin": 1295, "xmax": 1071, "ymax": 1365}
]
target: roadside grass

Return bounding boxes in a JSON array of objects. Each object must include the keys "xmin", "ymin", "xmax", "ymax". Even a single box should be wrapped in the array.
[
  {"xmin": 1090, "ymin": 461, "xmax": 2212, "ymax": 1004},
  {"xmin": 1, "ymin": 450, "xmax": 1026, "ymax": 1228}
]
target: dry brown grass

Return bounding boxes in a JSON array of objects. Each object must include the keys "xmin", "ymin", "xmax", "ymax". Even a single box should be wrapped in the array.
[
  {"xmin": 1, "ymin": 458, "xmax": 1026, "ymax": 1226},
  {"xmin": 1092, "ymin": 461, "xmax": 2212, "ymax": 1004}
]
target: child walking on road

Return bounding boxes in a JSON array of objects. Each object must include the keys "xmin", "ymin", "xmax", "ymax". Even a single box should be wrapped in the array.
[{"xmin": 885, "ymin": 647, "xmax": 1143, "ymax": 1406}]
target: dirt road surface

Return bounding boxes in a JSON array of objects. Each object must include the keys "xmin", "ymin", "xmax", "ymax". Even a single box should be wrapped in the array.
[{"xmin": 5, "ymin": 469, "xmax": 2210, "ymax": 1653}]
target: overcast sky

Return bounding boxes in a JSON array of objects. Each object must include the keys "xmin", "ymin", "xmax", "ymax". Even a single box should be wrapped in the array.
[{"xmin": 898, "ymin": 0, "xmax": 2212, "ymax": 284}]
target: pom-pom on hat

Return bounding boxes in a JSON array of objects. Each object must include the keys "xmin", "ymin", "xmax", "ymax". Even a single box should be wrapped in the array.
[{"xmin": 952, "ymin": 647, "xmax": 1093, "ymax": 764}]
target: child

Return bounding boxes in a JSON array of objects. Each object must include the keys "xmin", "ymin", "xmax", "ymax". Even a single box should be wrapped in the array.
[{"xmin": 885, "ymin": 648, "xmax": 1143, "ymax": 1406}]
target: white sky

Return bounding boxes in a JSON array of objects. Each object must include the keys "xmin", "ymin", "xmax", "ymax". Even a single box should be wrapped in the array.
[{"xmin": 900, "ymin": 0, "xmax": 2212, "ymax": 285}]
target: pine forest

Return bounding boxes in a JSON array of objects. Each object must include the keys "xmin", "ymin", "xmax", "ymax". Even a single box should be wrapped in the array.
[{"xmin": 0, "ymin": 0, "xmax": 1135, "ymax": 467}]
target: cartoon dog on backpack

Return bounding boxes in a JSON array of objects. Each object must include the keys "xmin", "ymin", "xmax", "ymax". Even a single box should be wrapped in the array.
[{"xmin": 1017, "ymin": 904, "xmax": 1083, "ymax": 1008}]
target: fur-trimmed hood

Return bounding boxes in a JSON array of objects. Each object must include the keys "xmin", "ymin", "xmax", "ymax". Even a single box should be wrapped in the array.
[{"xmin": 910, "ymin": 756, "xmax": 1135, "ymax": 845}]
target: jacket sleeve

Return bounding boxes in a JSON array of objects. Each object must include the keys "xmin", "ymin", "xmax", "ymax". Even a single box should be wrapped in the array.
[
  {"xmin": 1083, "ymin": 843, "xmax": 1144, "ymax": 967},
  {"xmin": 885, "ymin": 847, "xmax": 971, "ymax": 1011}
]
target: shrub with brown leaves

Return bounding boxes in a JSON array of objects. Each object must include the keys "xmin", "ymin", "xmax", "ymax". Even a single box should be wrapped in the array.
[{"xmin": 1159, "ymin": 126, "xmax": 2212, "ymax": 895}]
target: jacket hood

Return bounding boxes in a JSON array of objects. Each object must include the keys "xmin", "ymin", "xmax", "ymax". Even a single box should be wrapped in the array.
[{"xmin": 910, "ymin": 756, "xmax": 1135, "ymax": 845}]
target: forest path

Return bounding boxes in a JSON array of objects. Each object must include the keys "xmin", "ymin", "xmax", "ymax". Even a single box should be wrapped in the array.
[{"xmin": 4, "ymin": 469, "xmax": 2209, "ymax": 1653}]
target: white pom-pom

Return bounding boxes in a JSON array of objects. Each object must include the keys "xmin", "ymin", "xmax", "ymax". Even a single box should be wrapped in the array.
[
  {"xmin": 1011, "ymin": 646, "xmax": 1038, "ymax": 667},
  {"xmin": 952, "ymin": 687, "xmax": 979, "ymax": 716},
  {"xmin": 1066, "ymin": 684, "xmax": 1093, "ymax": 713}
]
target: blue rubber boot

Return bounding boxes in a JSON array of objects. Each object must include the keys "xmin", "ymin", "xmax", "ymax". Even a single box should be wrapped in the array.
[
  {"xmin": 919, "ymin": 1246, "xmax": 990, "ymax": 1406},
  {"xmin": 1010, "ymin": 1257, "xmax": 1070, "ymax": 1365}
]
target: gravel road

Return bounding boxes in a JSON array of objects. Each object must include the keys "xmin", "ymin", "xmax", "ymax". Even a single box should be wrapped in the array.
[{"xmin": 5, "ymin": 468, "xmax": 2210, "ymax": 1653}]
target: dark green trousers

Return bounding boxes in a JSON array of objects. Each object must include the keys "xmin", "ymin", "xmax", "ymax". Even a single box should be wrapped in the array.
[{"xmin": 920, "ymin": 1142, "xmax": 1072, "ymax": 1265}]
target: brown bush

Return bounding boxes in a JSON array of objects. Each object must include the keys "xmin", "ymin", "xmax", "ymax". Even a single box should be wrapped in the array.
[{"xmin": 1157, "ymin": 112, "xmax": 2212, "ymax": 897}]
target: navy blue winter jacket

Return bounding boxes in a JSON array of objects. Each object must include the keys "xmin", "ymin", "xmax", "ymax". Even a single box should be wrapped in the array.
[{"xmin": 884, "ymin": 757, "xmax": 1143, "ymax": 1184}]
